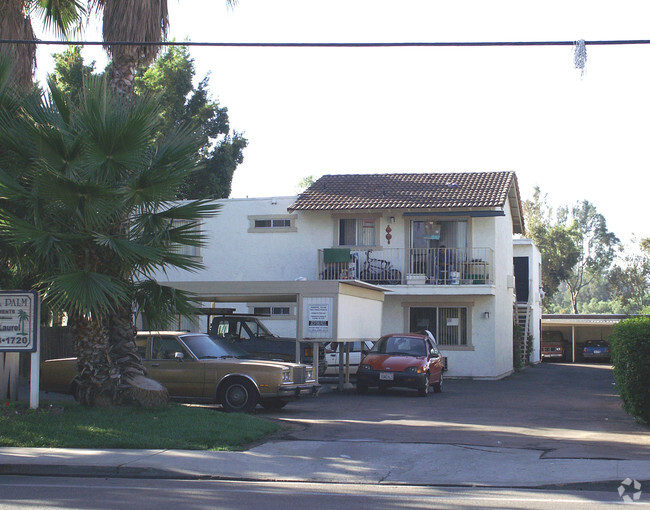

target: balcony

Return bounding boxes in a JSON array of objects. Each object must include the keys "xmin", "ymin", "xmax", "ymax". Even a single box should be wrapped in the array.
[{"xmin": 318, "ymin": 247, "xmax": 493, "ymax": 286}]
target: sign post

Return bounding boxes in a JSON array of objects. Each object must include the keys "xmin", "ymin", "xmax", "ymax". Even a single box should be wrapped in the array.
[{"xmin": 0, "ymin": 291, "xmax": 40, "ymax": 409}]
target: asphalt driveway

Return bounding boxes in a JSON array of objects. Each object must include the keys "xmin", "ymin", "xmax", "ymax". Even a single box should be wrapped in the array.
[{"xmin": 264, "ymin": 362, "xmax": 650, "ymax": 461}]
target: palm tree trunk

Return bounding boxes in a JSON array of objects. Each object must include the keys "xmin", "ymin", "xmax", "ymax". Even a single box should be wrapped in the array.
[
  {"xmin": 109, "ymin": 52, "xmax": 138, "ymax": 96},
  {"xmin": 108, "ymin": 306, "xmax": 169, "ymax": 408},
  {"xmin": 0, "ymin": 0, "xmax": 36, "ymax": 89},
  {"xmin": 70, "ymin": 315, "xmax": 116, "ymax": 406}
]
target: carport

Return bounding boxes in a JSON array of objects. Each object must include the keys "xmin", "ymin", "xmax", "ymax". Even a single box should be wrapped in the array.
[
  {"xmin": 160, "ymin": 280, "xmax": 387, "ymax": 387},
  {"xmin": 541, "ymin": 314, "xmax": 626, "ymax": 362}
]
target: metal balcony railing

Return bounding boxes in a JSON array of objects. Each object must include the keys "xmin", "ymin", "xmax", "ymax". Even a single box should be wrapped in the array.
[{"xmin": 318, "ymin": 247, "xmax": 493, "ymax": 285}]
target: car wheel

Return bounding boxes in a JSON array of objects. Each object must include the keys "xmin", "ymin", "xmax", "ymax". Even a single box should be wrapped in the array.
[
  {"xmin": 418, "ymin": 375, "xmax": 430, "ymax": 397},
  {"xmin": 260, "ymin": 397, "xmax": 289, "ymax": 410},
  {"xmin": 433, "ymin": 371, "xmax": 443, "ymax": 393},
  {"xmin": 357, "ymin": 384, "xmax": 368, "ymax": 394},
  {"xmin": 219, "ymin": 378, "xmax": 258, "ymax": 412}
]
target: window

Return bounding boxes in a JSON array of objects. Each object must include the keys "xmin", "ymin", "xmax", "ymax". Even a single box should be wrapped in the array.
[
  {"xmin": 248, "ymin": 215, "xmax": 297, "ymax": 233},
  {"xmin": 255, "ymin": 218, "xmax": 292, "ymax": 228},
  {"xmin": 151, "ymin": 335, "xmax": 186, "ymax": 360},
  {"xmin": 253, "ymin": 306, "xmax": 291, "ymax": 316},
  {"xmin": 338, "ymin": 218, "xmax": 376, "ymax": 247},
  {"xmin": 409, "ymin": 306, "xmax": 468, "ymax": 347},
  {"xmin": 170, "ymin": 220, "xmax": 201, "ymax": 258}
]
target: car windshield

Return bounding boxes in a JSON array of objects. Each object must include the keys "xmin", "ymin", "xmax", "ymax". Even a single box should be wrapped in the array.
[
  {"xmin": 181, "ymin": 334, "xmax": 249, "ymax": 359},
  {"xmin": 370, "ymin": 336, "xmax": 427, "ymax": 357}
]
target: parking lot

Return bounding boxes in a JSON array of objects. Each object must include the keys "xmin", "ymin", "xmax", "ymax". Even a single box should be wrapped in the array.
[{"xmin": 264, "ymin": 362, "xmax": 650, "ymax": 461}]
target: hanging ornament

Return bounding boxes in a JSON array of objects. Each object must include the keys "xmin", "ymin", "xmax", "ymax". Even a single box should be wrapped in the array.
[
  {"xmin": 574, "ymin": 39, "xmax": 587, "ymax": 76},
  {"xmin": 385, "ymin": 225, "xmax": 392, "ymax": 245}
]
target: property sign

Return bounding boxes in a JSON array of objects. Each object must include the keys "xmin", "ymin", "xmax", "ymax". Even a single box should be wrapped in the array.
[
  {"xmin": 0, "ymin": 291, "xmax": 39, "ymax": 352},
  {"xmin": 308, "ymin": 304, "xmax": 330, "ymax": 332}
]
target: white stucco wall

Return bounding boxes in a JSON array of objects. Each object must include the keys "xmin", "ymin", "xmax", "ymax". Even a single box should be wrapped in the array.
[
  {"xmin": 337, "ymin": 293, "xmax": 384, "ymax": 342},
  {"xmin": 155, "ymin": 193, "xmax": 526, "ymax": 379}
]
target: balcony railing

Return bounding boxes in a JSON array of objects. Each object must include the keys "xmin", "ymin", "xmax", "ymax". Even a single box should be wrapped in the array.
[{"xmin": 318, "ymin": 247, "xmax": 493, "ymax": 285}]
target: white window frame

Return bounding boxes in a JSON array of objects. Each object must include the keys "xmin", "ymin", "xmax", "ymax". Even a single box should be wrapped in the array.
[{"xmin": 248, "ymin": 215, "xmax": 297, "ymax": 233}]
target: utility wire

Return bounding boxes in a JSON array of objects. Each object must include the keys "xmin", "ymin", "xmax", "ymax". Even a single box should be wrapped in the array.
[{"xmin": 2, "ymin": 38, "xmax": 650, "ymax": 48}]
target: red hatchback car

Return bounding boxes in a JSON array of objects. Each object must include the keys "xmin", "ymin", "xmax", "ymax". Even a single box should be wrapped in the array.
[{"xmin": 356, "ymin": 333, "xmax": 444, "ymax": 396}]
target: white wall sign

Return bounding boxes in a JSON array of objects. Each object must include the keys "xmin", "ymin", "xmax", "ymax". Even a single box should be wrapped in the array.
[
  {"xmin": 308, "ymin": 304, "xmax": 330, "ymax": 332},
  {"xmin": 0, "ymin": 291, "xmax": 39, "ymax": 352}
]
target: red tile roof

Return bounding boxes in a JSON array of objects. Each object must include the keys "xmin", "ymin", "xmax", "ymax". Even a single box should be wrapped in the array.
[{"xmin": 289, "ymin": 171, "xmax": 517, "ymax": 210}]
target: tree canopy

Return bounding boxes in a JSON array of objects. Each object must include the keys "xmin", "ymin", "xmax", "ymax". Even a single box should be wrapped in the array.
[
  {"xmin": 523, "ymin": 186, "xmax": 630, "ymax": 314},
  {"xmin": 50, "ymin": 45, "xmax": 247, "ymax": 200}
]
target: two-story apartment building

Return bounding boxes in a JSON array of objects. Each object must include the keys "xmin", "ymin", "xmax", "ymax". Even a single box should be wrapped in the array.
[{"xmin": 157, "ymin": 171, "xmax": 541, "ymax": 380}]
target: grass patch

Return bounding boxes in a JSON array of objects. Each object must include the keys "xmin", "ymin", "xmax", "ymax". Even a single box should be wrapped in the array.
[{"xmin": 0, "ymin": 401, "xmax": 281, "ymax": 450}]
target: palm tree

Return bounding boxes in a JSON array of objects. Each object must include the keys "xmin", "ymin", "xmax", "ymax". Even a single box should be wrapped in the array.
[
  {"xmin": 0, "ymin": 0, "xmax": 84, "ymax": 89},
  {"xmin": 0, "ymin": 65, "xmax": 220, "ymax": 406},
  {"xmin": 90, "ymin": 0, "xmax": 237, "ymax": 95}
]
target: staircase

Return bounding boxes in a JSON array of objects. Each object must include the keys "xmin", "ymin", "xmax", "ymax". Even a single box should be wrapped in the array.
[{"xmin": 514, "ymin": 302, "xmax": 532, "ymax": 366}]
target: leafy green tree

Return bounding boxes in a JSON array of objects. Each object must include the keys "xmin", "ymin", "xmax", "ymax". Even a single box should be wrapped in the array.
[
  {"xmin": 565, "ymin": 200, "xmax": 620, "ymax": 314},
  {"xmin": 608, "ymin": 238, "xmax": 650, "ymax": 313},
  {"xmin": 0, "ymin": 68, "xmax": 219, "ymax": 407},
  {"xmin": 135, "ymin": 46, "xmax": 247, "ymax": 199},
  {"xmin": 522, "ymin": 187, "xmax": 580, "ymax": 303},
  {"xmin": 296, "ymin": 175, "xmax": 317, "ymax": 194},
  {"xmin": 51, "ymin": 46, "xmax": 98, "ymax": 104}
]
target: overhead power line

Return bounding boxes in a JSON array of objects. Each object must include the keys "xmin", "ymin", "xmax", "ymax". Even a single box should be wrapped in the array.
[{"xmin": 3, "ymin": 38, "xmax": 650, "ymax": 48}]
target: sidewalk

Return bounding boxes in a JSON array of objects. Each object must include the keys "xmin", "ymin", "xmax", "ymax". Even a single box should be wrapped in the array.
[{"xmin": 1, "ymin": 440, "xmax": 649, "ymax": 488}]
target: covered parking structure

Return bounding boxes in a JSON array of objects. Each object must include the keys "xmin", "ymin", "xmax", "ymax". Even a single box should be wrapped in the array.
[
  {"xmin": 159, "ymin": 280, "xmax": 387, "ymax": 386},
  {"xmin": 541, "ymin": 314, "xmax": 629, "ymax": 362}
]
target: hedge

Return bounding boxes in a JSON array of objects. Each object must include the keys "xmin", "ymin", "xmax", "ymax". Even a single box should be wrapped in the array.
[{"xmin": 610, "ymin": 317, "xmax": 650, "ymax": 424}]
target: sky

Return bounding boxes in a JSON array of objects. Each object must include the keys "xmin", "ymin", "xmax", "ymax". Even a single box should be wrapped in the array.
[{"xmin": 34, "ymin": 0, "xmax": 650, "ymax": 246}]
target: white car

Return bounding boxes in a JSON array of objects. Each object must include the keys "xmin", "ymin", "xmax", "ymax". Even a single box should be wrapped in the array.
[{"xmin": 324, "ymin": 341, "xmax": 375, "ymax": 375}]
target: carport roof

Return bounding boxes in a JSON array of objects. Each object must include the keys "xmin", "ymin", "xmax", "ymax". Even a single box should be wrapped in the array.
[
  {"xmin": 542, "ymin": 314, "xmax": 645, "ymax": 326},
  {"xmin": 159, "ymin": 279, "xmax": 388, "ymax": 302}
]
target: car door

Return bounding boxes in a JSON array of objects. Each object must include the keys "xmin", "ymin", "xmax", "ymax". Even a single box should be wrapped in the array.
[
  {"xmin": 144, "ymin": 334, "xmax": 206, "ymax": 398},
  {"xmin": 426, "ymin": 338, "xmax": 443, "ymax": 383}
]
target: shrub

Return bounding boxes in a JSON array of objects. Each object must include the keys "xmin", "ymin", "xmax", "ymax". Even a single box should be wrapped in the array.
[{"xmin": 610, "ymin": 317, "xmax": 650, "ymax": 424}]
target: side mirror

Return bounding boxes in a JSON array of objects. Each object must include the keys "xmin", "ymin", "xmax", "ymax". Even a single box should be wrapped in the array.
[{"xmin": 174, "ymin": 351, "xmax": 185, "ymax": 362}]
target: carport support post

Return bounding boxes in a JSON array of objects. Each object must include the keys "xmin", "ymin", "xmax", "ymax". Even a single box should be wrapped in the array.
[{"xmin": 571, "ymin": 325, "xmax": 576, "ymax": 363}]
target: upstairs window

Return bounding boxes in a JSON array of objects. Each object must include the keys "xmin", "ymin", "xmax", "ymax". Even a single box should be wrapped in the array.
[
  {"xmin": 338, "ymin": 218, "xmax": 376, "ymax": 247},
  {"xmin": 248, "ymin": 215, "xmax": 297, "ymax": 233}
]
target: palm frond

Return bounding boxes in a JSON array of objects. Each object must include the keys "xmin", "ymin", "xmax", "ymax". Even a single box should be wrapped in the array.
[
  {"xmin": 34, "ymin": 0, "xmax": 86, "ymax": 39},
  {"xmin": 134, "ymin": 280, "xmax": 200, "ymax": 331},
  {"xmin": 41, "ymin": 270, "xmax": 131, "ymax": 317},
  {"xmin": 93, "ymin": 233, "xmax": 168, "ymax": 266}
]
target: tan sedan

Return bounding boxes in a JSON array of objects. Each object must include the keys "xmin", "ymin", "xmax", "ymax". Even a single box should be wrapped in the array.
[{"xmin": 41, "ymin": 331, "xmax": 320, "ymax": 412}]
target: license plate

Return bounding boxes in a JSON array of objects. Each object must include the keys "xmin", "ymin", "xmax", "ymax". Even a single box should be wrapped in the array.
[
  {"xmin": 593, "ymin": 350, "xmax": 602, "ymax": 354},
  {"xmin": 380, "ymin": 372, "xmax": 394, "ymax": 381}
]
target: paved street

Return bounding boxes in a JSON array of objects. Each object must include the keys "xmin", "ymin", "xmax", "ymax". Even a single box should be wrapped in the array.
[{"xmin": 1, "ymin": 476, "xmax": 646, "ymax": 510}]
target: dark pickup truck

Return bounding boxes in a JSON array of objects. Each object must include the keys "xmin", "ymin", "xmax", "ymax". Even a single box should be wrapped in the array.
[{"xmin": 203, "ymin": 310, "xmax": 327, "ymax": 376}]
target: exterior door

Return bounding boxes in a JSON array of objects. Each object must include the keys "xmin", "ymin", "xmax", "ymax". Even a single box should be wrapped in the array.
[{"xmin": 514, "ymin": 257, "xmax": 530, "ymax": 303}]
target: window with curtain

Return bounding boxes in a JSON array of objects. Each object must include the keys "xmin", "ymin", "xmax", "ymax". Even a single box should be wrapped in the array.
[{"xmin": 339, "ymin": 218, "xmax": 376, "ymax": 247}]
